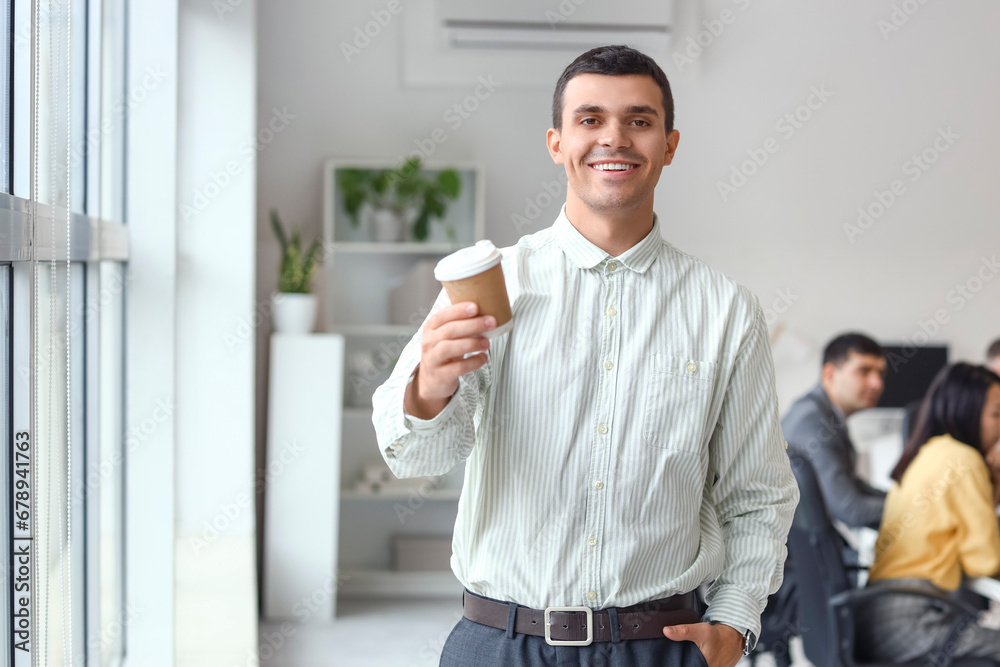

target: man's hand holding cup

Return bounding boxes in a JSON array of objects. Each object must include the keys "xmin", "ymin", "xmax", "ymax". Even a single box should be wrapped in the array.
[{"xmin": 404, "ymin": 240, "xmax": 513, "ymax": 421}]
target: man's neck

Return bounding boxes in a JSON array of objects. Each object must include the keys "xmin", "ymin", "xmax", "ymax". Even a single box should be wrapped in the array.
[
  {"xmin": 564, "ymin": 196, "xmax": 656, "ymax": 258},
  {"xmin": 820, "ymin": 381, "xmax": 855, "ymax": 420}
]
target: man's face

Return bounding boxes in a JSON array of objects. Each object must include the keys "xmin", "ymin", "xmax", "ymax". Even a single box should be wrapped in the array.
[
  {"xmin": 823, "ymin": 352, "xmax": 887, "ymax": 413},
  {"xmin": 546, "ymin": 73, "xmax": 679, "ymax": 214}
]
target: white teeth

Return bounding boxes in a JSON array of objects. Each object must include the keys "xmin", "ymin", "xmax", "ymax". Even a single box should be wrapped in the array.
[{"xmin": 592, "ymin": 163, "xmax": 636, "ymax": 171}]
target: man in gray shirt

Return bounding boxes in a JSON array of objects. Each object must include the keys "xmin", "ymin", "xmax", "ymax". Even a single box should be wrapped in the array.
[{"xmin": 782, "ymin": 333, "xmax": 887, "ymax": 529}]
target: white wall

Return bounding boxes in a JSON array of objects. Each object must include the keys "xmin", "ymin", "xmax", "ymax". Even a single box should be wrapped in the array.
[
  {"xmin": 174, "ymin": 0, "xmax": 259, "ymax": 662},
  {"xmin": 125, "ymin": 1, "xmax": 178, "ymax": 662},
  {"xmin": 255, "ymin": 0, "xmax": 1000, "ymax": 444},
  {"xmin": 176, "ymin": 0, "xmax": 257, "ymax": 537},
  {"xmin": 125, "ymin": 1, "xmax": 257, "ymax": 660}
]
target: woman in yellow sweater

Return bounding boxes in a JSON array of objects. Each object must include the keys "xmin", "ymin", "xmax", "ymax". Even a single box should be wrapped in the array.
[{"xmin": 857, "ymin": 362, "xmax": 1000, "ymax": 661}]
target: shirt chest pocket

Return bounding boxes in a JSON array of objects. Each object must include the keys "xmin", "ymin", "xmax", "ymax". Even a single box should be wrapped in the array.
[{"xmin": 641, "ymin": 354, "xmax": 717, "ymax": 452}]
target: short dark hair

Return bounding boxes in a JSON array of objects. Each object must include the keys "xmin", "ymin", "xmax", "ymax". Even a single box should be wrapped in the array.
[
  {"xmin": 552, "ymin": 45, "xmax": 674, "ymax": 135},
  {"xmin": 822, "ymin": 333, "xmax": 885, "ymax": 367},
  {"xmin": 988, "ymin": 338, "xmax": 1000, "ymax": 362},
  {"xmin": 891, "ymin": 362, "xmax": 1000, "ymax": 482}
]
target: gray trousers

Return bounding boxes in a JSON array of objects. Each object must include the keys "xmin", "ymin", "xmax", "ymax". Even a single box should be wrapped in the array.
[
  {"xmin": 855, "ymin": 578, "xmax": 1000, "ymax": 663},
  {"xmin": 439, "ymin": 592, "xmax": 709, "ymax": 667}
]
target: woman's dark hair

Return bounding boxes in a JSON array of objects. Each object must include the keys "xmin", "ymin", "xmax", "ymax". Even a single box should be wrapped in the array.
[
  {"xmin": 891, "ymin": 362, "xmax": 1000, "ymax": 482},
  {"xmin": 552, "ymin": 45, "xmax": 674, "ymax": 134}
]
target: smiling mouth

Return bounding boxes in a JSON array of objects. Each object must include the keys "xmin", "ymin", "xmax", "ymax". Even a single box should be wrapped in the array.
[{"xmin": 589, "ymin": 162, "xmax": 640, "ymax": 172}]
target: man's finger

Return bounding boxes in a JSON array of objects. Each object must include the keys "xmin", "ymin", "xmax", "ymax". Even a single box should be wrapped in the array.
[
  {"xmin": 426, "ymin": 302, "xmax": 477, "ymax": 331},
  {"xmin": 662, "ymin": 623, "xmax": 704, "ymax": 641},
  {"xmin": 435, "ymin": 315, "xmax": 495, "ymax": 342}
]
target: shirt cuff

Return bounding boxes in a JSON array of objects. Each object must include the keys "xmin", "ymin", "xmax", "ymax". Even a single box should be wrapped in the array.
[
  {"xmin": 404, "ymin": 390, "xmax": 460, "ymax": 432},
  {"xmin": 703, "ymin": 586, "xmax": 761, "ymax": 651}
]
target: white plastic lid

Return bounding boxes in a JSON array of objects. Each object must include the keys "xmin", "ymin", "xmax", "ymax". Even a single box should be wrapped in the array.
[{"xmin": 434, "ymin": 240, "xmax": 502, "ymax": 281}]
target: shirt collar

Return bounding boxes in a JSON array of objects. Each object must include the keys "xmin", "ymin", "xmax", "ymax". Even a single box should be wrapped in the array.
[{"xmin": 551, "ymin": 203, "xmax": 662, "ymax": 274}]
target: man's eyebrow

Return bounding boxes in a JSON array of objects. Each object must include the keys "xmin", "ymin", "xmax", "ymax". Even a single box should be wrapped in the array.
[{"xmin": 572, "ymin": 104, "xmax": 659, "ymax": 117}]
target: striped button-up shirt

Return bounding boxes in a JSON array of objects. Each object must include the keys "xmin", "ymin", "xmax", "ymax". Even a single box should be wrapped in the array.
[{"xmin": 372, "ymin": 204, "xmax": 798, "ymax": 639}]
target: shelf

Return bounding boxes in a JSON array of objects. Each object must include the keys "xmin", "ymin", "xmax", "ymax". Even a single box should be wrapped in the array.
[
  {"xmin": 337, "ymin": 568, "xmax": 462, "ymax": 599},
  {"xmin": 327, "ymin": 324, "xmax": 418, "ymax": 337},
  {"xmin": 341, "ymin": 487, "xmax": 461, "ymax": 501},
  {"xmin": 330, "ymin": 242, "xmax": 463, "ymax": 254}
]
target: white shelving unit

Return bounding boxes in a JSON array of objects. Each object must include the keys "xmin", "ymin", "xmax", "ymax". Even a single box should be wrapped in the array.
[{"xmin": 323, "ymin": 158, "xmax": 484, "ymax": 603}]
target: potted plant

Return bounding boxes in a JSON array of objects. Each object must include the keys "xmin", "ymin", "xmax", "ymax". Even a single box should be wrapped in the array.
[
  {"xmin": 270, "ymin": 209, "xmax": 323, "ymax": 334},
  {"xmin": 339, "ymin": 157, "xmax": 462, "ymax": 242}
]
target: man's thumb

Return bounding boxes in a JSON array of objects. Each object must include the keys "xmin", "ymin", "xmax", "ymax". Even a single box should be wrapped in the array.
[{"xmin": 663, "ymin": 624, "xmax": 690, "ymax": 639}]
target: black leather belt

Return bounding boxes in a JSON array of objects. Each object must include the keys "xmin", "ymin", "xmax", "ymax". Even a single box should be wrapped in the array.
[{"xmin": 462, "ymin": 589, "xmax": 701, "ymax": 646}]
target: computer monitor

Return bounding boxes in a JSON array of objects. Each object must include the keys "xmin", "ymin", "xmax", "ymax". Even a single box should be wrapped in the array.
[{"xmin": 878, "ymin": 344, "xmax": 949, "ymax": 408}]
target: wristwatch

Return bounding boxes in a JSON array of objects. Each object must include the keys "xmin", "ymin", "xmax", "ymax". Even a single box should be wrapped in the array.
[
  {"xmin": 713, "ymin": 622, "xmax": 754, "ymax": 656},
  {"xmin": 730, "ymin": 625, "xmax": 754, "ymax": 656}
]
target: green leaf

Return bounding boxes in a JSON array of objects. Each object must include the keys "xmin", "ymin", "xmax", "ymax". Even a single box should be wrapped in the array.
[
  {"xmin": 424, "ymin": 190, "xmax": 445, "ymax": 218},
  {"xmin": 400, "ymin": 156, "xmax": 422, "ymax": 179},
  {"xmin": 396, "ymin": 176, "xmax": 422, "ymax": 202},
  {"xmin": 270, "ymin": 209, "xmax": 288, "ymax": 255},
  {"xmin": 344, "ymin": 189, "xmax": 365, "ymax": 225},
  {"xmin": 437, "ymin": 170, "xmax": 461, "ymax": 198},
  {"xmin": 373, "ymin": 170, "xmax": 391, "ymax": 195},
  {"xmin": 303, "ymin": 239, "xmax": 322, "ymax": 271},
  {"xmin": 413, "ymin": 210, "xmax": 429, "ymax": 241}
]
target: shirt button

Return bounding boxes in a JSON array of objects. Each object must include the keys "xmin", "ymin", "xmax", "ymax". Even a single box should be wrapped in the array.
[
  {"xmin": 597, "ymin": 424, "xmax": 608, "ymax": 435},
  {"xmin": 607, "ymin": 262, "xmax": 617, "ymax": 272},
  {"xmin": 587, "ymin": 591, "xmax": 597, "ymax": 600},
  {"xmin": 604, "ymin": 361, "xmax": 614, "ymax": 371},
  {"xmin": 588, "ymin": 537, "xmax": 597, "ymax": 547},
  {"xmin": 607, "ymin": 307, "xmax": 617, "ymax": 317},
  {"xmin": 687, "ymin": 362, "xmax": 698, "ymax": 373},
  {"xmin": 594, "ymin": 481, "xmax": 604, "ymax": 490}
]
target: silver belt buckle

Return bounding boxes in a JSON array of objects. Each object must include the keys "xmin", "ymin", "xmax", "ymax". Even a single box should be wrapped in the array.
[{"xmin": 543, "ymin": 606, "xmax": 593, "ymax": 646}]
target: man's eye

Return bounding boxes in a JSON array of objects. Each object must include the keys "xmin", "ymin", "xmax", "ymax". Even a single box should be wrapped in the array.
[
  {"xmin": 632, "ymin": 119, "xmax": 649, "ymax": 126},
  {"xmin": 581, "ymin": 118, "xmax": 597, "ymax": 125}
]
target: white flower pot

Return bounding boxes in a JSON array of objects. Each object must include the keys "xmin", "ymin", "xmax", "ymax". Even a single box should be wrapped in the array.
[
  {"xmin": 273, "ymin": 292, "xmax": 318, "ymax": 334},
  {"xmin": 369, "ymin": 208, "xmax": 405, "ymax": 243}
]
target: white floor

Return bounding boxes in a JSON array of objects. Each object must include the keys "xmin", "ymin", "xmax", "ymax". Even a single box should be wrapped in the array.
[
  {"xmin": 259, "ymin": 598, "xmax": 812, "ymax": 667},
  {"xmin": 260, "ymin": 598, "xmax": 464, "ymax": 667},
  {"xmin": 176, "ymin": 534, "xmax": 258, "ymax": 667}
]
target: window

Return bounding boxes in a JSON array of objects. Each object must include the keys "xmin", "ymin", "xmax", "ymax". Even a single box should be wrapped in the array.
[{"xmin": 3, "ymin": 1, "xmax": 128, "ymax": 665}]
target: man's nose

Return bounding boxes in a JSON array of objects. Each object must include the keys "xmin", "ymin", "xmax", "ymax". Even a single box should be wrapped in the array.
[{"xmin": 599, "ymin": 122, "xmax": 631, "ymax": 149}]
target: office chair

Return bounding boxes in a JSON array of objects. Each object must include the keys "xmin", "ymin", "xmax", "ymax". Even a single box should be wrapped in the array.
[{"xmin": 786, "ymin": 450, "xmax": 996, "ymax": 667}]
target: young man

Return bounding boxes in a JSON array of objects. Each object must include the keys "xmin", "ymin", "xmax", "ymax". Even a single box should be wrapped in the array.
[
  {"xmin": 373, "ymin": 46, "xmax": 798, "ymax": 667},
  {"xmin": 782, "ymin": 333, "xmax": 887, "ymax": 530}
]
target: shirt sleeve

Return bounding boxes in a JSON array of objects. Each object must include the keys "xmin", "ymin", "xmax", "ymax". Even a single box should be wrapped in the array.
[
  {"xmin": 701, "ymin": 296, "xmax": 800, "ymax": 647},
  {"xmin": 371, "ymin": 287, "xmax": 491, "ymax": 479},
  {"xmin": 953, "ymin": 452, "xmax": 1000, "ymax": 579}
]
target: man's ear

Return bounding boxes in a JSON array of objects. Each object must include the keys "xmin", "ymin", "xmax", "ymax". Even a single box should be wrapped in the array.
[
  {"xmin": 546, "ymin": 128, "xmax": 565, "ymax": 164},
  {"xmin": 663, "ymin": 129, "xmax": 680, "ymax": 166},
  {"xmin": 821, "ymin": 362, "xmax": 836, "ymax": 386}
]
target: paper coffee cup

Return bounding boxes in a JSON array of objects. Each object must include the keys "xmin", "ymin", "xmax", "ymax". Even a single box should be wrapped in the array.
[{"xmin": 434, "ymin": 240, "xmax": 513, "ymax": 339}]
